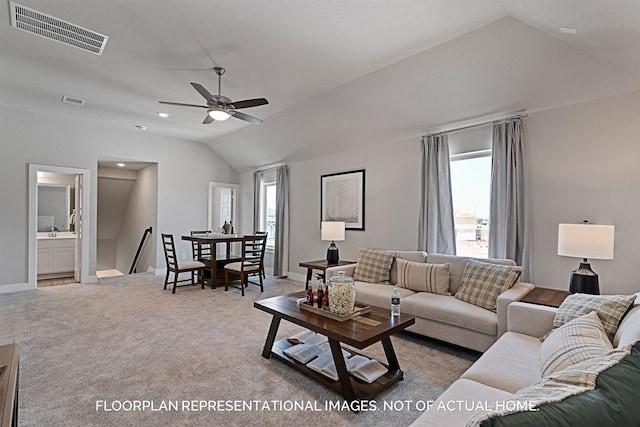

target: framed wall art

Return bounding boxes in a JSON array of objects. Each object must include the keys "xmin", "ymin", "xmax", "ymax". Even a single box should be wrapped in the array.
[{"xmin": 321, "ymin": 169, "xmax": 365, "ymax": 230}]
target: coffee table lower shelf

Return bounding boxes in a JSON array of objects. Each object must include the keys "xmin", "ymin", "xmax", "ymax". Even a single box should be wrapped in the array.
[{"xmin": 270, "ymin": 339, "xmax": 403, "ymax": 402}]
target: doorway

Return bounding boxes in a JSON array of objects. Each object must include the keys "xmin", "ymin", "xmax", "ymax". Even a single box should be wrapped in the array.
[
  {"xmin": 28, "ymin": 164, "xmax": 91, "ymax": 289},
  {"xmin": 208, "ymin": 182, "xmax": 239, "ymax": 257}
]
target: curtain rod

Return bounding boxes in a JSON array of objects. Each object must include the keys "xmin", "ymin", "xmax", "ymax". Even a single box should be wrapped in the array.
[
  {"xmin": 253, "ymin": 162, "xmax": 286, "ymax": 173},
  {"xmin": 424, "ymin": 110, "xmax": 528, "ymax": 138}
]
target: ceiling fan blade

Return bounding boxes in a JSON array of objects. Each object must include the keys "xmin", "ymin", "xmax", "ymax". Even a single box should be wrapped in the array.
[
  {"xmin": 190, "ymin": 82, "xmax": 215, "ymax": 102},
  {"xmin": 232, "ymin": 98, "xmax": 269, "ymax": 109},
  {"xmin": 159, "ymin": 101, "xmax": 207, "ymax": 108},
  {"xmin": 202, "ymin": 114, "xmax": 214, "ymax": 124},
  {"xmin": 232, "ymin": 111, "xmax": 263, "ymax": 125}
]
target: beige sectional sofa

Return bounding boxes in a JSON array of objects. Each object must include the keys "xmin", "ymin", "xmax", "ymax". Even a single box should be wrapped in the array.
[
  {"xmin": 411, "ymin": 294, "xmax": 640, "ymax": 426},
  {"xmin": 326, "ymin": 251, "xmax": 534, "ymax": 352}
]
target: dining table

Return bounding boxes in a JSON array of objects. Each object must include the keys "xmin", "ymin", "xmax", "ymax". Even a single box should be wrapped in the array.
[{"xmin": 181, "ymin": 233, "xmax": 244, "ymax": 287}]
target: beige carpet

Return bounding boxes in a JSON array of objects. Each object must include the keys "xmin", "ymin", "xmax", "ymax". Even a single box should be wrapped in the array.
[{"xmin": 0, "ymin": 274, "xmax": 478, "ymax": 426}]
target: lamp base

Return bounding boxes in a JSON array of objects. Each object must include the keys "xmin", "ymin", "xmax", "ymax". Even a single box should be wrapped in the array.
[
  {"xmin": 326, "ymin": 242, "xmax": 339, "ymax": 264},
  {"xmin": 569, "ymin": 262, "xmax": 600, "ymax": 295}
]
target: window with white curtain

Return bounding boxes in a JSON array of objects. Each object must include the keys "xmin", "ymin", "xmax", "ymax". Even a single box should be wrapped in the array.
[
  {"xmin": 261, "ymin": 182, "xmax": 276, "ymax": 248},
  {"xmin": 450, "ymin": 152, "xmax": 492, "ymax": 257}
]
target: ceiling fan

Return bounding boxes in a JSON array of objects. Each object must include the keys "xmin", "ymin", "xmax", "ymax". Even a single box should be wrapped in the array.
[{"xmin": 159, "ymin": 67, "xmax": 268, "ymax": 125}]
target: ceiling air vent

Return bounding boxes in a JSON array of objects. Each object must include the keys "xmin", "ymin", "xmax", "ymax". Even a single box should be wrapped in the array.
[
  {"xmin": 9, "ymin": 2, "xmax": 109, "ymax": 55},
  {"xmin": 62, "ymin": 95, "xmax": 85, "ymax": 106}
]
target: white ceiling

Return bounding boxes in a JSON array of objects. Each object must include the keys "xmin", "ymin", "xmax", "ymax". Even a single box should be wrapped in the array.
[{"xmin": 1, "ymin": 1, "xmax": 639, "ymax": 172}]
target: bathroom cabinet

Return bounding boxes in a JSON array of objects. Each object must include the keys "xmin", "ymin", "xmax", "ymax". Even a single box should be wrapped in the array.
[{"xmin": 37, "ymin": 237, "xmax": 74, "ymax": 276}]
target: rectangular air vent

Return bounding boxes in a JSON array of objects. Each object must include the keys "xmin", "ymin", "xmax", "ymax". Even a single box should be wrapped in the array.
[
  {"xmin": 10, "ymin": 2, "xmax": 109, "ymax": 55},
  {"xmin": 62, "ymin": 95, "xmax": 85, "ymax": 106}
]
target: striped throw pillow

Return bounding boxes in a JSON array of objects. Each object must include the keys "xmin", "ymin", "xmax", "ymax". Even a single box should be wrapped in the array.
[
  {"xmin": 396, "ymin": 259, "xmax": 450, "ymax": 295},
  {"xmin": 353, "ymin": 248, "xmax": 394, "ymax": 283},
  {"xmin": 454, "ymin": 259, "xmax": 522, "ymax": 312},
  {"xmin": 540, "ymin": 311, "xmax": 613, "ymax": 376}
]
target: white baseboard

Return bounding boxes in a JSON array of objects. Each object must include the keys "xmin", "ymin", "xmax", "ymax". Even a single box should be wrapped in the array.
[
  {"xmin": 155, "ymin": 268, "xmax": 166, "ymax": 276},
  {"xmin": 0, "ymin": 282, "xmax": 36, "ymax": 294}
]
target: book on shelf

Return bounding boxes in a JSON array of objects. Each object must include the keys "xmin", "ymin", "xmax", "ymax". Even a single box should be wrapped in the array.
[
  {"xmin": 305, "ymin": 347, "xmax": 351, "ymax": 381},
  {"xmin": 346, "ymin": 354, "xmax": 388, "ymax": 384},
  {"xmin": 287, "ymin": 330, "xmax": 328, "ymax": 346},
  {"xmin": 283, "ymin": 343, "xmax": 325, "ymax": 364}
]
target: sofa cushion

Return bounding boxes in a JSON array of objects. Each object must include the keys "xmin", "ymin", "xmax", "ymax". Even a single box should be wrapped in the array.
[
  {"xmin": 389, "ymin": 251, "xmax": 427, "ymax": 284},
  {"xmin": 540, "ymin": 311, "xmax": 613, "ymax": 377},
  {"xmin": 613, "ymin": 302, "xmax": 640, "ymax": 347},
  {"xmin": 396, "ymin": 259, "xmax": 450, "ymax": 295},
  {"xmin": 471, "ymin": 342, "xmax": 640, "ymax": 427},
  {"xmin": 454, "ymin": 260, "xmax": 522, "ymax": 312},
  {"xmin": 353, "ymin": 247, "xmax": 395, "ymax": 283},
  {"xmin": 409, "ymin": 379, "xmax": 514, "ymax": 427},
  {"xmin": 354, "ymin": 281, "xmax": 415, "ymax": 310},
  {"xmin": 426, "ymin": 253, "xmax": 517, "ymax": 294},
  {"xmin": 461, "ymin": 331, "xmax": 542, "ymax": 393},
  {"xmin": 552, "ymin": 293, "xmax": 637, "ymax": 341},
  {"xmin": 401, "ymin": 292, "xmax": 497, "ymax": 336}
]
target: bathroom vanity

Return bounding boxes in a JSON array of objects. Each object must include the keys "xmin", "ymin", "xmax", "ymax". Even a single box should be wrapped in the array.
[{"xmin": 37, "ymin": 232, "xmax": 75, "ymax": 277}]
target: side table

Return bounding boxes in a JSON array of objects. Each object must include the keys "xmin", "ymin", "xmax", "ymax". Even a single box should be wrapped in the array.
[
  {"xmin": 298, "ymin": 259, "xmax": 356, "ymax": 289},
  {"xmin": 521, "ymin": 287, "xmax": 570, "ymax": 308}
]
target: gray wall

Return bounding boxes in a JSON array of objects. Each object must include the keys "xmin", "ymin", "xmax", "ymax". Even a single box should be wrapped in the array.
[
  {"xmin": 239, "ymin": 90, "xmax": 640, "ymax": 295},
  {"xmin": 0, "ymin": 106, "xmax": 239, "ymax": 288}
]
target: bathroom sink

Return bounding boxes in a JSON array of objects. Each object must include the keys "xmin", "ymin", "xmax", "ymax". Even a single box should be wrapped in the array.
[{"xmin": 37, "ymin": 231, "xmax": 76, "ymax": 239}]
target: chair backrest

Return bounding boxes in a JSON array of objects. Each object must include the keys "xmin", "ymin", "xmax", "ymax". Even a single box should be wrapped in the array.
[
  {"xmin": 161, "ymin": 234, "xmax": 178, "ymax": 270},
  {"xmin": 242, "ymin": 234, "xmax": 267, "ymax": 265},
  {"xmin": 190, "ymin": 230, "xmax": 212, "ymax": 260}
]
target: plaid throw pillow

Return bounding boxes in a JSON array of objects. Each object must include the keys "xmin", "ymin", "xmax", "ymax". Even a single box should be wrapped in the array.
[
  {"xmin": 454, "ymin": 259, "xmax": 522, "ymax": 312},
  {"xmin": 353, "ymin": 248, "xmax": 394, "ymax": 283},
  {"xmin": 396, "ymin": 259, "xmax": 450, "ymax": 295},
  {"xmin": 540, "ymin": 311, "xmax": 613, "ymax": 377},
  {"xmin": 552, "ymin": 293, "xmax": 636, "ymax": 341}
]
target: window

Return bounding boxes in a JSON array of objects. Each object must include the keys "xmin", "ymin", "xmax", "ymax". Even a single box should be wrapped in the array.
[
  {"xmin": 450, "ymin": 153, "xmax": 491, "ymax": 257},
  {"xmin": 261, "ymin": 182, "xmax": 276, "ymax": 248}
]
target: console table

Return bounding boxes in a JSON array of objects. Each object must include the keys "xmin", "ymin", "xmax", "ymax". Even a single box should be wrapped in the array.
[{"xmin": 0, "ymin": 343, "xmax": 19, "ymax": 427}]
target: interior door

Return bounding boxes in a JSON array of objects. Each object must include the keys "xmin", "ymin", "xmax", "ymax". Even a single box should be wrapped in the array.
[
  {"xmin": 220, "ymin": 188, "xmax": 232, "ymax": 228},
  {"xmin": 74, "ymin": 173, "xmax": 83, "ymax": 282}
]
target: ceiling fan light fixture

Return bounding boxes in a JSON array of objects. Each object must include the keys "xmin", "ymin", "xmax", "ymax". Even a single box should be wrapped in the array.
[{"xmin": 208, "ymin": 107, "xmax": 231, "ymax": 121}]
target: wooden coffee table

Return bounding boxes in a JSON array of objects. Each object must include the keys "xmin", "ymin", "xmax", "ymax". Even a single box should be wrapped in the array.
[{"xmin": 254, "ymin": 292, "xmax": 415, "ymax": 403}]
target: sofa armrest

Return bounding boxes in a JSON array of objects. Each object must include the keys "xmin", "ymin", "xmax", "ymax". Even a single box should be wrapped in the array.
[
  {"xmin": 507, "ymin": 302, "xmax": 557, "ymax": 337},
  {"xmin": 496, "ymin": 282, "xmax": 535, "ymax": 337},
  {"xmin": 325, "ymin": 264, "xmax": 357, "ymax": 279}
]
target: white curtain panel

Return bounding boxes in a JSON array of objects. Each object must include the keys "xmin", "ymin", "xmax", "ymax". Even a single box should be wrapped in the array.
[
  {"xmin": 418, "ymin": 134, "xmax": 456, "ymax": 254},
  {"xmin": 489, "ymin": 118, "xmax": 530, "ymax": 280}
]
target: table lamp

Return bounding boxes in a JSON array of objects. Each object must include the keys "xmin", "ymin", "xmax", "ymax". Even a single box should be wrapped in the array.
[
  {"xmin": 321, "ymin": 221, "xmax": 345, "ymax": 264},
  {"xmin": 557, "ymin": 221, "xmax": 615, "ymax": 294}
]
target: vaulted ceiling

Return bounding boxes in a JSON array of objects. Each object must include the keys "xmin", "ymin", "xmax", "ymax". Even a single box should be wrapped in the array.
[{"xmin": 1, "ymin": 1, "xmax": 639, "ymax": 172}]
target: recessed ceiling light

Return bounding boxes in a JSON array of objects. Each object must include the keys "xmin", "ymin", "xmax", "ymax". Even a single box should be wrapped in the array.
[
  {"xmin": 158, "ymin": 112, "xmax": 170, "ymax": 118},
  {"xmin": 135, "ymin": 125, "xmax": 147, "ymax": 130},
  {"xmin": 560, "ymin": 27, "xmax": 578, "ymax": 35},
  {"xmin": 117, "ymin": 163, "xmax": 126, "ymax": 167}
]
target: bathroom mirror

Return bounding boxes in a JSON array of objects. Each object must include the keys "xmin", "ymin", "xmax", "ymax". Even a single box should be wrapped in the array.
[{"xmin": 37, "ymin": 172, "xmax": 76, "ymax": 232}]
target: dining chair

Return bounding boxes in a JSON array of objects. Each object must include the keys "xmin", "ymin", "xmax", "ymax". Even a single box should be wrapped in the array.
[
  {"xmin": 253, "ymin": 231, "xmax": 268, "ymax": 279},
  {"xmin": 162, "ymin": 233, "xmax": 205, "ymax": 294},
  {"xmin": 224, "ymin": 234, "xmax": 267, "ymax": 296},
  {"xmin": 190, "ymin": 230, "xmax": 215, "ymax": 288}
]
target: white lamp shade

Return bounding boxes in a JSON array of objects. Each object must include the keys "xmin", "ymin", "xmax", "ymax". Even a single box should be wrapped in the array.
[
  {"xmin": 558, "ymin": 223, "xmax": 615, "ymax": 260},
  {"xmin": 321, "ymin": 221, "xmax": 345, "ymax": 241}
]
